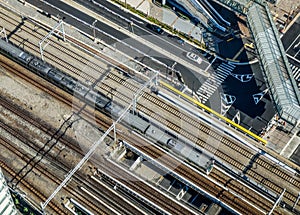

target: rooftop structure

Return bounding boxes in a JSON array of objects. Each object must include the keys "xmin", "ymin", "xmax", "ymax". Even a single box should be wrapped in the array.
[{"xmin": 0, "ymin": 168, "xmax": 18, "ymax": 215}]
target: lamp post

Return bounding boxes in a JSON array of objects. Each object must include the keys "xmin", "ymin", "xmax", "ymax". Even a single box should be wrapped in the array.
[{"xmin": 170, "ymin": 61, "xmax": 177, "ymax": 83}]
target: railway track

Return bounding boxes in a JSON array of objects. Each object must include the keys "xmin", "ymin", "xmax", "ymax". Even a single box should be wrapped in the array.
[
  {"xmin": 0, "ymin": 57, "xmax": 128, "ymax": 214},
  {"xmin": 0, "ymin": 54, "xmax": 191, "ymax": 214},
  {"xmin": 0, "ymin": 138, "xmax": 65, "ymax": 215},
  {"xmin": 209, "ymin": 166, "xmax": 276, "ymax": 212},
  {"xmin": 119, "ymin": 133, "xmax": 278, "ymax": 215},
  {"xmin": 0, "ymin": 124, "xmax": 114, "ymax": 215},
  {"xmin": 79, "ymin": 63, "xmax": 298, "ymax": 214},
  {"xmin": 100, "ymin": 71, "xmax": 300, "ymax": 212},
  {"xmin": 1, "ymin": 6, "xmax": 194, "ymax": 214},
  {"xmin": 0, "ymin": 98, "xmax": 147, "ymax": 215},
  {"xmin": 0, "ymin": 5, "xmax": 299, "ymax": 214},
  {"xmin": 95, "ymin": 160, "xmax": 197, "ymax": 215},
  {"xmin": 0, "ymin": 10, "xmax": 105, "ymax": 85}
]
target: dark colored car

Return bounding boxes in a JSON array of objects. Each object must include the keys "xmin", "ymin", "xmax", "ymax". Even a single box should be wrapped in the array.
[
  {"xmin": 146, "ymin": 23, "xmax": 164, "ymax": 34},
  {"xmin": 167, "ymin": 35, "xmax": 185, "ymax": 45}
]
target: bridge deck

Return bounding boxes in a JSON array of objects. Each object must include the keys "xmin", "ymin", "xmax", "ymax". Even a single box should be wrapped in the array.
[{"xmin": 247, "ymin": 3, "xmax": 300, "ymax": 126}]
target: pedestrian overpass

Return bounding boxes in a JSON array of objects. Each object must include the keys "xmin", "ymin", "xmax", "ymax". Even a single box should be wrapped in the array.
[
  {"xmin": 190, "ymin": 0, "xmax": 300, "ymax": 129},
  {"xmin": 247, "ymin": 2, "xmax": 300, "ymax": 128}
]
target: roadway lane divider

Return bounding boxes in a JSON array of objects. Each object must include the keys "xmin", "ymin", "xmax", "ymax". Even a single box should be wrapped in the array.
[{"xmin": 159, "ymin": 81, "xmax": 268, "ymax": 145}]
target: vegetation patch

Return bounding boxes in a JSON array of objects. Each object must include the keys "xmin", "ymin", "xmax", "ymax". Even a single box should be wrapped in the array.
[{"xmin": 110, "ymin": 0, "xmax": 206, "ymax": 49}]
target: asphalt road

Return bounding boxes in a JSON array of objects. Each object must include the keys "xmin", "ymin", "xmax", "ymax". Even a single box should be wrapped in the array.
[
  {"xmin": 282, "ymin": 16, "xmax": 300, "ymax": 62},
  {"xmin": 27, "ymin": 0, "xmax": 277, "ymax": 134},
  {"xmin": 77, "ymin": 0, "xmax": 212, "ymax": 81},
  {"xmin": 291, "ymin": 144, "xmax": 300, "ymax": 166},
  {"xmin": 69, "ymin": 0, "xmax": 273, "ymax": 134},
  {"xmin": 26, "ymin": 0, "xmax": 212, "ymax": 89},
  {"xmin": 221, "ymin": 65, "xmax": 275, "ymax": 134}
]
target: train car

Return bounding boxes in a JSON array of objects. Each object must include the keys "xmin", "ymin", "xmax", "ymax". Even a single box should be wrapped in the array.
[
  {"xmin": 29, "ymin": 58, "xmax": 52, "ymax": 76},
  {"xmin": 0, "ymin": 39, "xmax": 33, "ymax": 64},
  {"xmin": 104, "ymin": 102, "xmax": 124, "ymax": 117},
  {"xmin": 47, "ymin": 69, "xmax": 65, "ymax": 83},
  {"xmin": 18, "ymin": 51, "xmax": 34, "ymax": 65},
  {"xmin": 85, "ymin": 90, "xmax": 98, "ymax": 105},
  {"xmin": 0, "ymin": 39, "xmax": 215, "ymax": 170},
  {"xmin": 95, "ymin": 93, "xmax": 111, "ymax": 109},
  {"xmin": 0, "ymin": 38, "xmax": 114, "ymax": 112},
  {"xmin": 145, "ymin": 124, "xmax": 175, "ymax": 146},
  {"xmin": 73, "ymin": 82, "xmax": 89, "ymax": 98},
  {"xmin": 0, "ymin": 39, "xmax": 21, "ymax": 57},
  {"xmin": 85, "ymin": 90, "xmax": 110, "ymax": 109},
  {"xmin": 59, "ymin": 75, "xmax": 77, "ymax": 92},
  {"xmin": 123, "ymin": 114, "xmax": 150, "ymax": 134}
]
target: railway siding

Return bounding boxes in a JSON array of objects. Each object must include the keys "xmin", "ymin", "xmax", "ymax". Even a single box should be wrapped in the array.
[{"xmin": 0, "ymin": 4, "xmax": 300, "ymax": 214}]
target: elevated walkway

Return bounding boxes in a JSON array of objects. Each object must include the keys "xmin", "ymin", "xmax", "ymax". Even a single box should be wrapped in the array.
[
  {"xmin": 247, "ymin": 3, "xmax": 300, "ymax": 127},
  {"xmin": 186, "ymin": 0, "xmax": 300, "ymax": 128}
]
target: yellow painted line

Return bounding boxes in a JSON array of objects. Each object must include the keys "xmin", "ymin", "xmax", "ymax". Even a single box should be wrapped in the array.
[
  {"xmin": 227, "ymin": 37, "xmax": 234, "ymax": 42},
  {"xmin": 244, "ymin": 43, "xmax": 254, "ymax": 49},
  {"xmin": 160, "ymin": 81, "xmax": 267, "ymax": 145}
]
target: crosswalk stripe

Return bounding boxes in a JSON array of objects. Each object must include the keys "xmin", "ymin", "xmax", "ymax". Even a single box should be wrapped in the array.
[
  {"xmin": 219, "ymin": 67, "xmax": 230, "ymax": 72},
  {"xmin": 216, "ymin": 73, "xmax": 226, "ymax": 78},
  {"xmin": 219, "ymin": 67, "xmax": 231, "ymax": 72},
  {"xmin": 201, "ymin": 95, "xmax": 209, "ymax": 100},
  {"xmin": 216, "ymin": 71, "xmax": 227, "ymax": 76},
  {"xmin": 290, "ymin": 63, "xmax": 300, "ymax": 84},
  {"xmin": 294, "ymin": 71, "xmax": 300, "ymax": 80},
  {"xmin": 196, "ymin": 62, "xmax": 236, "ymax": 103},
  {"xmin": 219, "ymin": 65, "xmax": 229, "ymax": 70},
  {"xmin": 223, "ymin": 63, "xmax": 235, "ymax": 70},
  {"xmin": 207, "ymin": 88, "xmax": 215, "ymax": 93},
  {"xmin": 222, "ymin": 66, "xmax": 231, "ymax": 70}
]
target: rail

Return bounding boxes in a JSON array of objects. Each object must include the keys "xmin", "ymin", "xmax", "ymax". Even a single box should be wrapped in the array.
[
  {"xmin": 159, "ymin": 81, "xmax": 268, "ymax": 145},
  {"xmin": 208, "ymin": 0, "xmax": 300, "ymax": 127},
  {"xmin": 91, "ymin": 174, "xmax": 170, "ymax": 215},
  {"xmin": 122, "ymin": 140, "xmax": 249, "ymax": 215}
]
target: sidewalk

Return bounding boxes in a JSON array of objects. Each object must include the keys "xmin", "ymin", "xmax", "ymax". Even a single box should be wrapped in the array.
[{"xmin": 117, "ymin": 0, "xmax": 203, "ymax": 42}]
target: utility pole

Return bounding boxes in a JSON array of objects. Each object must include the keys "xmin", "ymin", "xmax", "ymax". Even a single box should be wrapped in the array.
[
  {"xmin": 129, "ymin": 21, "xmax": 134, "ymax": 33},
  {"xmin": 170, "ymin": 62, "xmax": 177, "ymax": 83},
  {"xmin": 92, "ymin": 19, "xmax": 97, "ymax": 42},
  {"xmin": 0, "ymin": 27, "xmax": 8, "ymax": 42}
]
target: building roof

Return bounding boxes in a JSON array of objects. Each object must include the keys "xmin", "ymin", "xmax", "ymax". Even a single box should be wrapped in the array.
[{"xmin": 0, "ymin": 168, "xmax": 18, "ymax": 215}]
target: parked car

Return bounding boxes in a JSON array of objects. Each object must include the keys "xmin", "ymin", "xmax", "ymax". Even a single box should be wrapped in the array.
[
  {"xmin": 146, "ymin": 23, "xmax": 164, "ymax": 34},
  {"xmin": 186, "ymin": 52, "xmax": 202, "ymax": 64}
]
